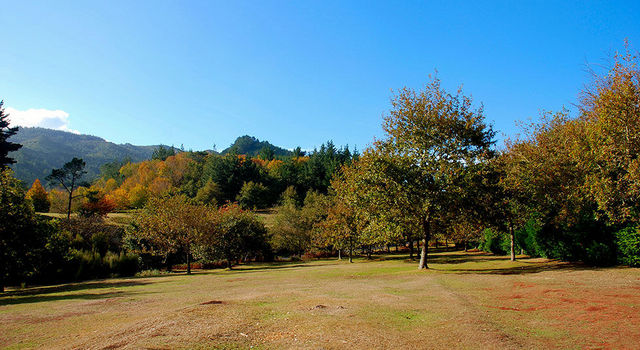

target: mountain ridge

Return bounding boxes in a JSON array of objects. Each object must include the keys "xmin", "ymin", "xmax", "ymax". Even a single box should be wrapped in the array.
[{"xmin": 8, "ymin": 128, "xmax": 294, "ymax": 187}]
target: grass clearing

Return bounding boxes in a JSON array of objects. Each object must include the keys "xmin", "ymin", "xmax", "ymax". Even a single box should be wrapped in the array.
[{"xmin": 1, "ymin": 250, "xmax": 639, "ymax": 349}]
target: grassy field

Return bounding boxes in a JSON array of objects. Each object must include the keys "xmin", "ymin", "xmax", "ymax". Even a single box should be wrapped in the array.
[{"xmin": 1, "ymin": 250, "xmax": 639, "ymax": 349}]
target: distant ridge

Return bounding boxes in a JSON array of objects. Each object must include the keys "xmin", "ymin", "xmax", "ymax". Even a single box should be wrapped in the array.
[
  {"xmin": 8, "ymin": 127, "xmax": 157, "ymax": 187},
  {"xmin": 7, "ymin": 128, "xmax": 296, "ymax": 187}
]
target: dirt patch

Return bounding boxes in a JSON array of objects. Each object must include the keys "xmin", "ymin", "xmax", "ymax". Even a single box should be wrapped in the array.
[
  {"xmin": 200, "ymin": 300, "xmax": 224, "ymax": 305},
  {"xmin": 491, "ymin": 306, "xmax": 548, "ymax": 312}
]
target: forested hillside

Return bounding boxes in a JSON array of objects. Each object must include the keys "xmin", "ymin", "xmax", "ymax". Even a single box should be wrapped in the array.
[
  {"xmin": 8, "ymin": 129, "xmax": 297, "ymax": 187},
  {"xmin": 8, "ymin": 127, "xmax": 157, "ymax": 186},
  {"xmin": 221, "ymin": 135, "xmax": 292, "ymax": 157}
]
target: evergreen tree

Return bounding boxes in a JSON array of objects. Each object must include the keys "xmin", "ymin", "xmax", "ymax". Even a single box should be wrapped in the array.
[
  {"xmin": 0, "ymin": 101, "xmax": 23, "ymax": 168},
  {"xmin": 46, "ymin": 158, "xmax": 87, "ymax": 219}
]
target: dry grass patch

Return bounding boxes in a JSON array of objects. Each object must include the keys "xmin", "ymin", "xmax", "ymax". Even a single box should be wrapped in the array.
[{"xmin": 1, "ymin": 251, "xmax": 639, "ymax": 349}]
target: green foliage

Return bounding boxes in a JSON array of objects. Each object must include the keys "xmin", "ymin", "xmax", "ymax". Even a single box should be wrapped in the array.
[
  {"xmin": 615, "ymin": 225, "xmax": 640, "ymax": 266},
  {"xmin": 259, "ymin": 146, "xmax": 275, "ymax": 161},
  {"xmin": 152, "ymin": 145, "xmax": 176, "ymax": 161},
  {"xmin": 270, "ymin": 191, "xmax": 330, "ymax": 255},
  {"xmin": 9, "ymin": 127, "xmax": 156, "ymax": 186},
  {"xmin": 194, "ymin": 179, "xmax": 222, "ymax": 205},
  {"xmin": 280, "ymin": 185, "xmax": 300, "ymax": 207},
  {"xmin": 222, "ymin": 135, "xmax": 291, "ymax": 157},
  {"xmin": 236, "ymin": 181, "xmax": 269, "ymax": 209},
  {"xmin": 513, "ymin": 219, "xmax": 542, "ymax": 257},
  {"xmin": 99, "ymin": 157, "xmax": 130, "ymax": 184},
  {"xmin": 70, "ymin": 250, "xmax": 139, "ymax": 280},
  {"xmin": 201, "ymin": 153, "xmax": 262, "ymax": 203},
  {"xmin": 0, "ymin": 100, "xmax": 22, "ymax": 168},
  {"xmin": 198, "ymin": 204, "xmax": 270, "ymax": 268},
  {"xmin": 0, "ymin": 169, "xmax": 47, "ymax": 289},
  {"xmin": 46, "ymin": 157, "xmax": 87, "ymax": 219},
  {"xmin": 480, "ymin": 229, "xmax": 508, "ymax": 255},
  {"xmin": 584, "ymin": 241, "xmax": 617, "ymax": 266}
]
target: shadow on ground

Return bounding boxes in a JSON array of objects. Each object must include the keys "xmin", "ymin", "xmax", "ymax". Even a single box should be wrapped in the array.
[
  {"xmin": 0, "ymin": 280, "xmax": 152, "ymax": 306},
  {"xmin": 369, "ymin": 249, "xmax": 605, "ymax": 275}
]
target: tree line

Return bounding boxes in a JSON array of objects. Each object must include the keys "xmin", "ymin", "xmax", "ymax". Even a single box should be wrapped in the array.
[{"xmin": 1, "ymin": 44, "xmax": 639, "ymax": 292}]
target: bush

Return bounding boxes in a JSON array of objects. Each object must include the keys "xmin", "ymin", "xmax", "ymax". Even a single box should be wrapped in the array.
[
  {"xmin": 106, "ymin": 252, "xmax": 139, "ymax": 277},
  {"xmin": 70, "ymin": 250, "xmax": 139, "ymax": 281},
  {"xmin": 514, "ymin": 219, "xmax": 542, "ymax": 257},
  {"xmin": 584, "ymin": 241, "xmax": 617, "ymax": 266},
  {"xmin": 616, "ymin": 225, "xmax": 640, "ymax": 267},
  {"xmin": 480, "ymin": 228, "xmax": 508, "ymax": 255}
]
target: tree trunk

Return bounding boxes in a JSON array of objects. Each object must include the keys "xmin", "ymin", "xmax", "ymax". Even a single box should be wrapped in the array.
[
  {"xmin": 510, "ymin": 225, "xmax": 516, "ymax": 262},
  {"xmin": 418, "ymin": 218, "xmax": 431, "ymax": 269},
  {"xmin": 395, "ymin": 244, "xmax": 398, "ymax": 252},
  {"xmin": 348, "ymin": 237, "xmax": 353, "ymax": 263},
  {"xmin": 186, "ymin": 248, "xmax": 191, "ymax": 275},
  {"xmin": 166, "ymin": 253, "xmax": 172, "ymax": 272},
  {"xmin": 227, "ymin": 259, "xmax": 233, "ymax": 269},
  {"xmin": 0, "ymin": 255, "xmax": 4, "ymax": 293},
  {"xmin": 366, "ymin": 245, "xmax": 371, "ymax": 259},
  {"xmin": 66, "ymin": 190, "xmax": 73, "ymax": 220},
  {"xmin": 338, "ymin": 249, "xmax": 341, "ymax": 260}
]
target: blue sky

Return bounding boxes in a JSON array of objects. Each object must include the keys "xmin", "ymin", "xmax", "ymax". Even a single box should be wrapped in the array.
[{"xmin": 1, "ymin": 1, "xmax": 639, "ymax": 151}]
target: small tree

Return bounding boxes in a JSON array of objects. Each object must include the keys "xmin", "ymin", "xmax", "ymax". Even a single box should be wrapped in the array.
[
  {"xmin": 200, "ymin": 204, "xmax": 269, "ymax": 269},
  {"xmin": 0, "ymin": 101, "xmax": 22, "ymax": 168},
  {"xmin": 134, "ymin": 195, "xmax": 209, "ymax": 274},
  {"xmin": 152, "ymin": 145, "xmax": 176, "ymax": 161},
  {"xmin": 79, "ymin": 189, "xmax": 116, "ymax": 217},
  {"xmin": 46, "ymin": 158, "xmax": 87, "ymax": 220},
  {"xmin": 26, "ymin": 179, "xmax": 50, "ymax": 212}
]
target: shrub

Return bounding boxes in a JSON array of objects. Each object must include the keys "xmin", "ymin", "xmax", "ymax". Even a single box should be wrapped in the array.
[
  {"xmin": 584, "ymin": 241, "xmax": 617, "ymax": 266},
  {"xmin": 480, "ymin": 228, "xmax": 508, "ymax": 255},
  {"xmin": 106, "ymin": 252, "xmax": 139, "ymax": 277},
  {"xmin": 69, "ymin": 250, "xmax": 139, "ymax": 281},
  {"xmin": 615, "ymin": 225, "xmax": 640, "ymax": 267},
  {"xmin": 514, "ymin": 219, "xmax": 542, "ymax": 257}
]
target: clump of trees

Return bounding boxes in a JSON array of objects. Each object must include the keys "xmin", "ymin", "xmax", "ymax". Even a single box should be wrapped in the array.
[
  {"xmin": 130, "ymin": 195, "xmax": 269, "ymax": 272},
  {"xmin": 85, "ymin": 141, "xmax": 356, "ymax": 212},
  {"xmin": 314, "ymin": 45, "xmax": 640, "ymax": 267}
]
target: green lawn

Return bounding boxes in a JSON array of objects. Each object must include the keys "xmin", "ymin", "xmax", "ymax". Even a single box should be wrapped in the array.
[{"xmin": 1, "ymin": 250, "xmax": 639, "ymax": 349}]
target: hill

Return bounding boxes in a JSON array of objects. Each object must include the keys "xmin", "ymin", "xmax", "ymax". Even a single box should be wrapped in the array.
[
  {"xmin": 8, "ymin": 127, "xmax": 157, "ymax": 187},
  {"xmin": 222, "ymin": 135, "xmax": 292, "ymax": 157}
]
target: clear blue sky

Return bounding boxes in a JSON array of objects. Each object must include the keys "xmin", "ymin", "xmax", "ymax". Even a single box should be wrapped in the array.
[{"xmin": 1, "ymin": 1, "xmax": 639, "ymax": 151}]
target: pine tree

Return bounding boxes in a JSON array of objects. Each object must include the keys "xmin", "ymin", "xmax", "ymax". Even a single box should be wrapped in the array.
[{"xmin": 0, "ymin": 101, "xmax": 23, "ymax": 168}]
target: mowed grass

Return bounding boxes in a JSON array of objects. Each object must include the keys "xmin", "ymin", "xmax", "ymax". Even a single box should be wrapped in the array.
[{"xmin": 1, "ymin": 250, "xmax": 639, "ymax": 349}]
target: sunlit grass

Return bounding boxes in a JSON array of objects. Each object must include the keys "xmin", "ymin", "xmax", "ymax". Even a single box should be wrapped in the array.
[{"xmin": 1, "ymin": 250, "xmax": 639, "ymax": 349}]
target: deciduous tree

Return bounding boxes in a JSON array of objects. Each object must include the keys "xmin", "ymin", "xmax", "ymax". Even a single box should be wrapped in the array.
[{"xmin": 26, "ymin": 179, "xmax": 50, "ymax": 212}]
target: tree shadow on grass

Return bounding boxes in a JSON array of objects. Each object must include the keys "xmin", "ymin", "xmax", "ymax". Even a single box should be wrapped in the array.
[
  {"xmin": 430, "ymin": 260, "xmax": 603, "ymax": 275},
  {"xmin": 227, "ymin": 262, "xmax": 334, "ymax": 272},
  {"xmin": 428, "ymin": 252, "xmax": 506, "ymax": 265},
  {"xmin": 0, "ymin": 290, "xmax": 142, "ymax": 306},
  {"xmin": 0, "ymin": 280, "xmax": 153, "ymax": 305}
]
